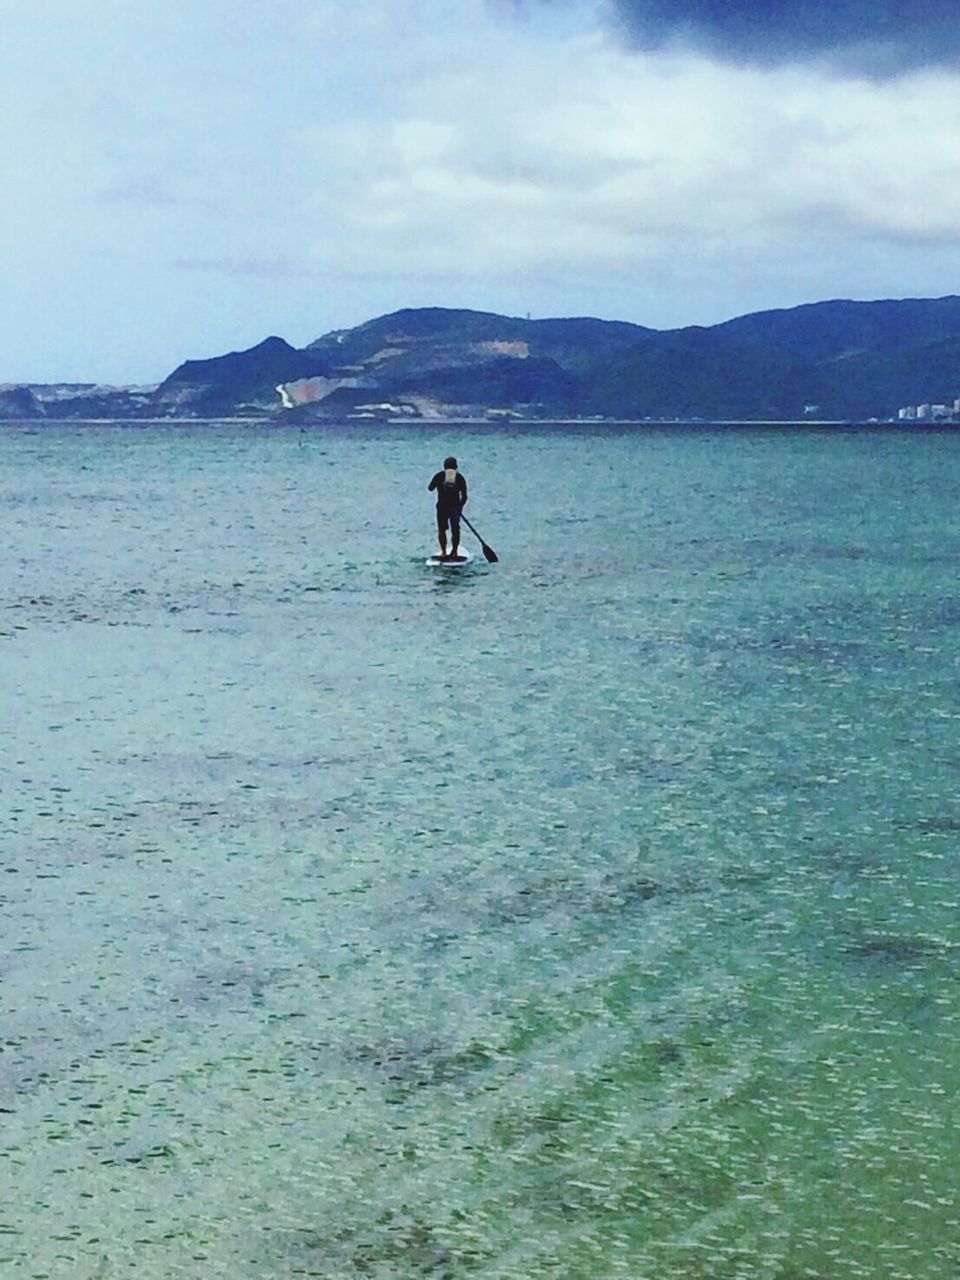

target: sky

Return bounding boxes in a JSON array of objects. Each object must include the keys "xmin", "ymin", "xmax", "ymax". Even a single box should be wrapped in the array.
[{"xmin": 3, "ymin": 0, "xmax": 960, "ymax": 383}]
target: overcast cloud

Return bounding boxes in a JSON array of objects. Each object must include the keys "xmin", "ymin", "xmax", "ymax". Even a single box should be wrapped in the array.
[
  {"xmin": 590, "ymin": 0, "xmax": 960, "ymax": 74},
  {"xmin": 1, "ymin": 0, "xmax": 959, "ymax": 381}
]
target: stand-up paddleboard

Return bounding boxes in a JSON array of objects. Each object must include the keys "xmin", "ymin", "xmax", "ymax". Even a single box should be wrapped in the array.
[{"xmin": 425, "ymin": 547, "xmax": 473, "ymax": 567}]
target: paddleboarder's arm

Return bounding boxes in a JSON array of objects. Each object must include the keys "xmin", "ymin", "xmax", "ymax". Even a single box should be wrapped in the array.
[
  {"xmin": 459, "ymin": 475, "xmax": 468, "ymax": 505},
  {"xmin": 428, "ymin": 472, "xmax": 442, "ymax": 492}
]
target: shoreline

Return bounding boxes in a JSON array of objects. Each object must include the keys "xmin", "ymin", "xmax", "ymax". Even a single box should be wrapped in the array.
[{"xmin": 3, "ymin": 416, "xmax": 960, "ymax": 429}]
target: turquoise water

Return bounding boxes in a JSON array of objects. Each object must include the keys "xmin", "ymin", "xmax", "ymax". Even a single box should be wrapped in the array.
[{"xmin": 2, "ymin": 422, "xmax": 960, "ymax": 1279}]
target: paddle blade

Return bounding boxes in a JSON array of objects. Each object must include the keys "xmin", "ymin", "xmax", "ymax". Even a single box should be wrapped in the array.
[{"xmin": 481, "ymin": 542, "xmax": 498, "ymax": 563}]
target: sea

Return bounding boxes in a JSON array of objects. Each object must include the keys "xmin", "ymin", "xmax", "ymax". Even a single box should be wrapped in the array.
[{"xmin": 2, "ymin": 420, "xmax": 959, "ymax": 1280}]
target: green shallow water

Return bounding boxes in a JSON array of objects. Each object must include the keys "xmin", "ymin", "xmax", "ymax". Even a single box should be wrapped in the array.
[{"xmin": 2, "ymin": 422, "xmax": 960, "ymax": 1278}]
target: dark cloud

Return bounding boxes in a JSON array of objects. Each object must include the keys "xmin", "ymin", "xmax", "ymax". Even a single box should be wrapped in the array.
[{"xmin": 590, "ymin": 1, "xmax": 960, "ymax": 74}]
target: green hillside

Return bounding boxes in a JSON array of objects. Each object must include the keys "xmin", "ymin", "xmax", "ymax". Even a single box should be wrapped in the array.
[{"xmin": 8, "ymin": 296, "xmax": 960, "ymax": 421}]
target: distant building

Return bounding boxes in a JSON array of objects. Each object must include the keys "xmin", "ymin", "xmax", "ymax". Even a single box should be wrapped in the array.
[
  {"xmin": 350, "ymin": 402, "xmax": 418, "ymax": 418},
  {"xmin": 896, "ymin": 400, "xmax": 960, "ymax": 422}
]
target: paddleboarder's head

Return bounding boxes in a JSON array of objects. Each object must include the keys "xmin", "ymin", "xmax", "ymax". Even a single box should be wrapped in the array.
[{"xmin": 444, "ymin": 456, "xmax": 457, "ymax": 469}]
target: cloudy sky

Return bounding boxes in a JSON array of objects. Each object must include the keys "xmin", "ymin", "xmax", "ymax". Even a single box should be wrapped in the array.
[{"xmin": 3, "ymin": 0, "xmax": 960, "ymax": 382}]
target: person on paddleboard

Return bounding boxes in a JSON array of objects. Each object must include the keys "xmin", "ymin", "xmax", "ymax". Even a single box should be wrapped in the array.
[{"xmin": 428, "ymin": 456, "xmax": 468, "ymax": 561}]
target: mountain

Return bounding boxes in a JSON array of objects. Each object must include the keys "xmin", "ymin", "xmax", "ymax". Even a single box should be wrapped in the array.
[
  {"xmin": 583, "ymin": 296, "xmax": 960, "ymax": 421},
  {"xmin": 582, "ymin": 326, "xmax": 810, "ymax": 421},
  {"xmin": 0, "ymin": 385, "xmax": 41, "ymax": 417},
  {"xmin": 307, "ymin": 307, "xmax": 650, "ymax": 375},
  {"xmin": 0, "ymin": 382, "xmax": 156, "ymax": 421},
  {"xmin": 154, "ymin": 336, "xmax": 330, "ymax": 416},
  {"xmin": 299, "ymin": 307, "xmax": 646, "ymax": 417},
  {"xmin": 5, "ymin": 296, "xmax": 960, "ymax": 422},
  {"xmin": 814, "ymin": 333, "xmax": 960, "ymax": 419},
  {"xmin": 715, "ymin": 296, "xmax": 960, "ymax": 363},
  {"xmin": 294, "ymin": 298, "xmax": 960, "ymax": 421}
]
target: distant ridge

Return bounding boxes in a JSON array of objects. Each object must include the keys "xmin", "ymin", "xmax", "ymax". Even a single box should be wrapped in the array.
[
  {"xmin": 6, "ymin": 296, "xmax": 960, "ymax": 422},
  {"xmin": 155, "ymin": 336, "xmax": 330, "ymax": 416}
]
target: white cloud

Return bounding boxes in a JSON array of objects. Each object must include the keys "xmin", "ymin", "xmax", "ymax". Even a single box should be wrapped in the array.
[{"xmin": 300, "ymin": 41, "xmax": 960, "ymax": 270}]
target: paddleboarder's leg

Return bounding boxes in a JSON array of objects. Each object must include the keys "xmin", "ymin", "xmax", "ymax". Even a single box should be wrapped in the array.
[
  {"xmin": 450, "ymin": 512, "xmax": 461, "ymax": 558},
  {"xmin": 437, "ymin": 508, "xmax": 448, "ymax": 559}
]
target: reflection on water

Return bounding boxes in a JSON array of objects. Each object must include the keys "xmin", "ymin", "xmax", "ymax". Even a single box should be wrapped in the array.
[{"xmin": 2, "ymin": 422, "xmax": 960, "ymax": 1278}]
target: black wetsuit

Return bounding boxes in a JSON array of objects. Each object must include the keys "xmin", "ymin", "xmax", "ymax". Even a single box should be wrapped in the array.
[{"xmin": 428, "ymin": 470, "xmax": 468, "ymax": 536}]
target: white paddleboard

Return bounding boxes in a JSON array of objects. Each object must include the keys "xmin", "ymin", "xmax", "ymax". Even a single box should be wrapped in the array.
[{"xmin": 425, "ymin": 547, "xmax": 473, "ymax": 567}]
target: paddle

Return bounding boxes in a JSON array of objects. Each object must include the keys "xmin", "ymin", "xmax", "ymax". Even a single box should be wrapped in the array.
[{"xmin": 459, "ymin": 512, "xmax": 498, "ymax": 563}]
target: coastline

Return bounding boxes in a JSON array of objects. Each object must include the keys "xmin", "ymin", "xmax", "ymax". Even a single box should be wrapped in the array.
[{"xmin": 4, "ymin": 416, "xmax": 960, "ymax": 429}]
